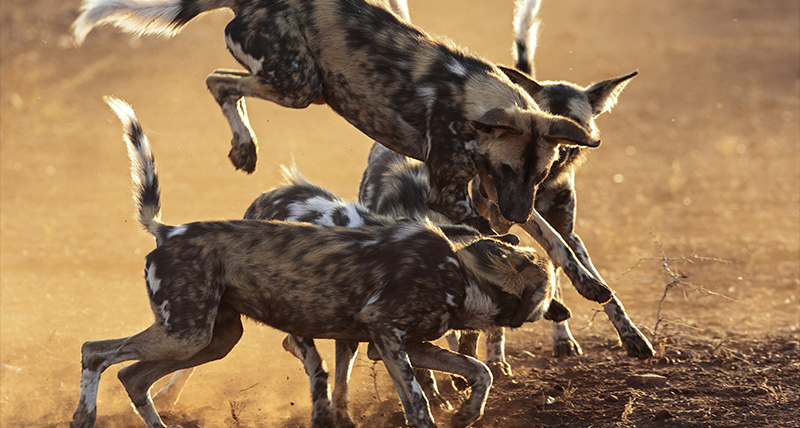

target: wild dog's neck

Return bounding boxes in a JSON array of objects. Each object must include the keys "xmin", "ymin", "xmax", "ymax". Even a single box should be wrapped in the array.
[{"xmin": 462, "ymin": 70, "xmax": 537, "ymax": 121}]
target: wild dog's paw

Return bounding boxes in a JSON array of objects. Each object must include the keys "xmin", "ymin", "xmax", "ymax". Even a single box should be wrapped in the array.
[
  {"xmin": 70, "ymin": 406, "xmax": 96, "ymax": 428},
  {"xmin": 622, "ymin": 329, "xmax": 655, "ymax": 360},
  {"xmin": 487, "ymin": 361, "xmax": 513, "ymax": 378},
  {"xmin": 428, "ymin": 391, "xmax": 453, "ymax": 413},
  {"xmin": 553, "ymin": 338, "xmax": 583, "ymax": 358},
  {"xmin": 333, "ymin": 412, "xmax": 356, "ymax": 428},
  {"xmin": 228, "ymin": 137, "xmax": 257, "ymax": 174}
]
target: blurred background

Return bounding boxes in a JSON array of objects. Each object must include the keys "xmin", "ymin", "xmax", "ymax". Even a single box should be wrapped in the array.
[{"xmin": 1, "ymin": 0, "xmax": 798, "ymax": 426}]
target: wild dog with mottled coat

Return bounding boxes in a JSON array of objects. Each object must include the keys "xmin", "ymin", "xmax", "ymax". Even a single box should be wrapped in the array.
[
  {"xmin": 360, "ymin": 0, "xmax": 652, "ymax": 372},
  {"xmin": 71, "ymin": 97, "xmax": 565, "ymax": 428},
  {"xmin": 71, "ymin": 0, "xmax": 601, "ymax": 234},
  {"xmin": 471, "ymin": 0, "xmax": 653, "ymax": 360}
]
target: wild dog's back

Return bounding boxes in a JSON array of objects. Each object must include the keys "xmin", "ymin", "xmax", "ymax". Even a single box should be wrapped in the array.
[{"xmin": 145, "ymin": 218, "xmax": 467, "ymax": 342}]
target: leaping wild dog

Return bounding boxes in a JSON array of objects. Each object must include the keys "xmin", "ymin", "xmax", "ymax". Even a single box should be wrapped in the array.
[
  {"xmin": 71, "ymin": 0, "xmax": 601, "ymax": 234},
  {"xmin": 70, "ymin": 96, "xmax": 569, "ymax": 428}
]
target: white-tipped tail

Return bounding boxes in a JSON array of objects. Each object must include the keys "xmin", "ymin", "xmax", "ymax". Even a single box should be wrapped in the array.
[
  {"xmin": 512, "ymin": 0, "xmax": 542, "ymax": 77},
  {"xmin": 72, "ymin": 0, "xmax": 185, "ymax": 45},
  {"xmin": 279, "ymin": 162, "xmax": 311, "ymax": 186},
  {"xmin": 104, "ymin": 96, "xmax": 163, "ymax": 237}
]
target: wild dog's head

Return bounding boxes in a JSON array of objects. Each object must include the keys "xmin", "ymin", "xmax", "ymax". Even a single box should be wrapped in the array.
[
  {"xmin": 500, "ymin": 66, "xmax": 638, "ymax": 140},
  {"xmin": 470, "ymin": 105, "xmax": 599, "ymax": 224},
  {"xmin": 457, "ymin": 237, "xmax": 556, "ymax": 328},
  {"xmin": 471, "ymin": 68, "xmax": 637, "ymax": 224}
]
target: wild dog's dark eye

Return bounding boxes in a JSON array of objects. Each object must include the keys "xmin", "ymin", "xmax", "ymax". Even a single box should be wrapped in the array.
[{"xmin": 500, "ymin": 163, "xmax": 514, "ymax": 177}]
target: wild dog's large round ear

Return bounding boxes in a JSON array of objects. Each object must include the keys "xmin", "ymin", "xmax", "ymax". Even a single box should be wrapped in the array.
[
  {"xmin": 497, "ymin": 65, "xmax": 543, "ymax": 97},
  {"xmin": 543, "ymin": 117, "xmax": 601, "ymax": 148},
  {"xmin": 585, "ymin": 70, "xmax": 638, "ymax": 116},
  {"xmin": 471, "ymin": 108, "xmax": 522, "ymax": 135},
  {"xmin": 510, "ymin": 285, "xmax": 539, "ymax": 328},
  {"xmin": 493, "ymin": 233, "xmax": 520, "ymax": 246}
]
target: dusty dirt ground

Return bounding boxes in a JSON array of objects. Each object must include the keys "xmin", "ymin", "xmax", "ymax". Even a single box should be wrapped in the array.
[{"xmin": 1, "ymin": 0, "xmax": 798, "ymax": 427}]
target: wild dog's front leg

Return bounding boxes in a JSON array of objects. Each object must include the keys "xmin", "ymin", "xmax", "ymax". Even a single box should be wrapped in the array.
[
  {"xmin": 209, "ymin": 13, "xmax": 323, "ymax": 172},
  {"xmin": 282, "ymin": 335, "xmax": 335, "ymax": 427},
  {"xmin": 483, "ymin": 327, "xmax": 512, "ymax": 377},
  {"xmin": 521, "ymin": 211, "xmax": 612, "ymax": 304},
  {"xmin": 424, "ymin": 137, "xmax": 495, "ymax": 235},
  {"xmin": 549, "ymin": 276, "xmax": 583, "ymax": 357},
  {"xmin": 537, "ymin": 184, "xmax": 653, "ymax": 359},
  {"xmin": 563, "ymin": 234, "xmax": 654, "ymax": 359},
  {"xmin": 206, "ymin": 70, "xmax": 322, "ymax": 173},
  {"xmin": 407, "ymin": 342, "xmax": 492, "ymax": 428}
]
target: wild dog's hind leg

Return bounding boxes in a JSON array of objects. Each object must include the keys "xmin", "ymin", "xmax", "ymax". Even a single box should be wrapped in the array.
[
  {"xmin": 413, "ymin": 368, "xmax": 453, "ymax": 412},
  {"xmin": 208, "ymin": 13, "xmax": 323, "ymax": 173},
  {"xmin": 332, "ymin": 341, "xmax": 358, "ymax": 428},
  {"xmin": 539, "ymin": 184, "xmax": 654, "ymax": 359},
  {"xmin": 71, "ymin": 324, "xmax": 214, "ymax": 428},
  {"xmin": 549, "ymin": 274, "xmax": 583, "ymax": 357},
  {"xmin": 151, "ymin": 368, "xmax": 194, "ymax": 409},
  {"xmin": 407, "ymin": 342, "xmax": 493, "ymax": 428},
  {"xmin": 117, "ymin": 303, "xmax": 243, "ymax": 428}
]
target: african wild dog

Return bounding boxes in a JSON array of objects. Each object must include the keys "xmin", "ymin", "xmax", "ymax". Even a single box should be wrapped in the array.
[
  {"xmin": 472, "ymin": 0, "xmax": 653, "ymax": 360},
  {"xmin": 156, "ymin": 165, "xmax": 554, "ymax": 427},
  {"xmin": 360, "ymin": 0, "xmax": 652, "ymax": 371},
  {"xmin": 71, "ymin": 0, "xmax": 600, "ymax": 234},
  {"xmin": 71, "ymin": 97, "xmax": 567, "ymax": 428}
]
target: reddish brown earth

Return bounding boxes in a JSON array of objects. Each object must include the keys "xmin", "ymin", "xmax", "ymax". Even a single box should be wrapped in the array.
[{"xmin": 1, "ymin": 1, "xmax": 798, "ymax": 427}]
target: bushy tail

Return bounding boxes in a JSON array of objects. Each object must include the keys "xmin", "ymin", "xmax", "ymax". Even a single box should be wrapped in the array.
[
  {"xmin": 512, "ymin": 0, "xmax": 542, "ymax": 77},
  {"xmin": 104, "ymin": 96, "xmax": 165, "ymax": 242},
  {"xmin": 72, "ymin": 0, "xmax": 235, "ymax": 45}
]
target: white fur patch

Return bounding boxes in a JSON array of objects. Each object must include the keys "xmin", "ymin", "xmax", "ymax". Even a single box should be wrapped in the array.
[
  {"xmin": 159, "ymin": 300, "xmax": 171, "ymax": 328},
  {"xmin": 446, "ymin": 57, "xmax": 468, "ymax": 77},
  {"xmin": 464, "ymin": 140, "xmax": 478, "ymax": 153},
  {"xmin": 286, "ymin": 196, "xmax": 341, "ymax": 224},
  {"xmin": 285, "ymin": 197, "xmax": 367, "ymax": 227},
  {"xmin": 342, "ymin": 206, "xmax": 366, "ymax": 227},
  {"xmin": 78, "ymin": 369, "xmax": 102, "ymax": 414},
  {"xmin": 167, "ymin": 224, "xmax": 188, "ymax": 238},
  {"xmin": 416, "ymin": 86, "xmax": 436, "ymax": 111},
  {"xmin": 225, "ymin": 34, "xmax": 265, "ymax": 75},
  {"xmin": 146, "ymin": 262, "xmax": 161, "ymax": 295},
  {"xmin": 364, "ymin": 290, "xmax": 382, "ymax": 308}
]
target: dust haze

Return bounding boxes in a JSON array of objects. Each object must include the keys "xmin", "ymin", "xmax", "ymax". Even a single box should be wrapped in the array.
[{"xmin": 1, "ymin": 1, "xmax": 798, "ymax": 427}]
